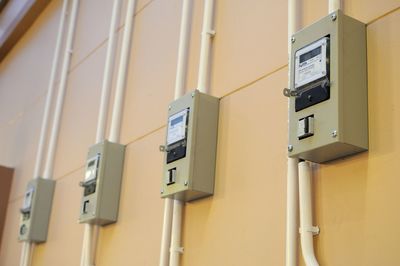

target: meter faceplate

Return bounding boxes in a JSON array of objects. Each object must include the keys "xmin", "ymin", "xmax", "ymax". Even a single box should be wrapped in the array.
[
  {"xmin": 294, "ymin": 36, "xmax": 330, "ymax": 111},
  {"xmin": 166, "ymin": 108, "xmax": 189, "ymax": 163}
]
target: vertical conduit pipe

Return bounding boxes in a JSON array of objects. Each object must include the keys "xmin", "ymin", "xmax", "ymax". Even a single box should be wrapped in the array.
[
  {"xmin": 83, "ymin": 224, "xmax": 97, "ymax": 266},
  {"xmin": 196, "ymin": 0, "xmax": 215, "ymax": 93},
  {"xmin": 80, "ymin": 0, "xmax": 122, "ymax": 264},
  {"xmin": 159, "ymin": 198, "xmax": 174, "ymax": 266},
  {"xmin": 298, "ymin": 1, "xmax": 342, "ymax": 265},
  {"xmin": 42, "ymin": 0, "xmax": 81, "ymax": 180},
  {"xmin": 298, "ymin": 161, "xmax": 319, "ymax": 266},
  {"xmin": 169, "ymin": 200, "xmax": 184, "ymax": 266},
  {"xmin": 108, "ymin": 0, "xmax": 137, "ymax": 143},
  {"xmin": 285, "ymin": 158, "xmax": 299, "ymax": 266},
  {"xmin": 285, "ymin": 0, "xmax": 300, "ymax": 265},
  {"xmin": 33, "ymin": 0, "xmax": 70, "ymax": 179},
  {"xmin": 81, "ymin": 1, "xmax": 137, "ymax": 266},
  {"xmin": 80, "ymin": 225, "xmax": 88, "ymax": 266},
  {"xmin": 95, "ymin": 0, "xmax": 123, "ymax": 143},
  {"xmin": 169, "ymin": 1, "xmax": 215, "ymax": 266},
  {"xmin": 173, "ymin": 0, "xmax": 193, "ymax": 99},
  {"xmin": 19, "ymin": 242, "xmax": 33, "ymax": 266},
  {"xmin": 19, "ymin": 1, "xmax": 80, "ymax": 266},
  {"xmin": 159, "ymin": 1, "xmax": 193, "ymax": 266},
  {"xmin": 329, "ymin": 0, "xmax": 342, "ymax": 13}
]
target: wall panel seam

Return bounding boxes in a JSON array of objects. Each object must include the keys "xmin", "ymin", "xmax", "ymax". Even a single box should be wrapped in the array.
[
  {"xmin": 220, "ymin": 64, "xmax": 288, "ymax": 99},
  {"xmin": 367, "ymin": 6, "xmax": 400, "ymax": 26},
  {"xmin": 68, "ymin": 0, "xmax": 158, "ymax": 72}
]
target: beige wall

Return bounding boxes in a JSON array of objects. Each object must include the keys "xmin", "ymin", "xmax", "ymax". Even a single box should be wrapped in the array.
[{"xmin": 0, "ymin": 0, "xmax": 399, "ymax": 265}]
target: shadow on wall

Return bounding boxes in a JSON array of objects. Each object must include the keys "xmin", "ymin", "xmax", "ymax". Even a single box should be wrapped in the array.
[{"xmin": 0, "ymin": 166, "xmax": 14, "ymax": 247}]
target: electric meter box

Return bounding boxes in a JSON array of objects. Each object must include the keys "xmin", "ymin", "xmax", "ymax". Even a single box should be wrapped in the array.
[
  {"xmin": 19, "ymin": 178, "xmax": 55, "ymax": 243},
  {"xmin": 79, "ymin": 140, "xmax": 125, "ymax": 225},
  {"xmin": 161, "ymin": 90, "xmax": 219, "ymax": 202},
  {"xmin": 288, "ymin": 10, "xmax": 368, "ymax": 163}
]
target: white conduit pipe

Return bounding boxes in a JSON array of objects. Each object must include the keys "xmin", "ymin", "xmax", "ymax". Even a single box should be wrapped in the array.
[
  {"xmin": 81, "ymin": 1, "xmax": 137, "ymax": 266},
  {"xmin": 20, "ymin": 1, "xmax": 80, "ymax": 266},
  {"xmin": 81, "ymin": 1, "xmax": 122, "ymax": 264},
  {"xmin": 43, "ymin": 0, "xmax": 81, "ymax": 180},
  {"xmin": 329, "ymin": 0, "xmax": 342, "ymax": 13},
  {"xmin": 298, "ymin": 161, "xmax": 319, "ymax": 266},
  {"xmin": 296, "ymin": 2, "xmax": 341, "ymax": 265},
  {"xmin": 169, "ymin": 1, "xmax": 215, "ymax": 266},
  {"xmin": 159, "ymin": 1, "xmax": 193, "ymax": 265},
  {"xmin": 95, "ymin": 0, "xmax": 123, "ymax": 143},
  {"xmin": 82, "ymin": 224, "xmax": 98, "ymax": 266},
  {"xmin": 285, "ymin": 158, "xmax": 299, "ymax": 266},
  {"xmin": 33, "ymin": 0, "xmax": 69, "ymax": 179},
  {"xmin": 80, "ymin": 227, "xmax": 89, "ymax": 266},
  {"xmin": 285, "ymin": 0, "xmax": 300, "ymax": 265},
  {"xmin": 196, "ymin": 0, "xmax": 215, "ymax": 93},
  {"xmin": 19, "ymin": 242, "xmax": 33, "ymax": 266},
  {"xmin": 109, "ymin": 0, "xmax": 137, "ymax": 143},
  {"xmin": 169, "ymin": 200, "xmax": 184, "ymax": 266},
  {"xmin": 20, "ymin": 0, "xmax": 69, "ymax": 265},
  {"xmin": 159, "ymin": 198, "xmax": 174, "ymax": 266},
  {"xmin": 296, "ymin": 3, "xmax": 341, "ymax": 266},
  {"xmin": 174, "ymin": 0, "xmax": 193, "ymax": 99}
]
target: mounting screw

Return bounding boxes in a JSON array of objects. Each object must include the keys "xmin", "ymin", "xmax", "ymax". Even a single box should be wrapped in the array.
[
  {"xmin": 331, "ymin": 13, "xmax": 337, "ymax": 21},
  {"xmin": 331, "ymin": 130, "xmax": 337, "ymax": 138},
  {"xmin": 184, "ymin": 180, "xmax": 188, "ymax": 186},
  {"xmin": 288, "ymin": 145, "xmax": 293, "ymax": 152},
  {"xmin": 160, "ymin": 189, "xmax": 164, "ymax": 194},
  {"xmin": 291, "ymin": 36, "xmax": 296, "ymax": 43},
  {"xmin": 191, "ymin": 92, "xmax": 195, "ymax": 97}
]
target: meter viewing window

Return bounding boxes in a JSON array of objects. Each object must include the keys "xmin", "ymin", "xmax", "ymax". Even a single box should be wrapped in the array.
[
  {"xmin": 167, "ymin": 109, "xmax": 189, "ymax": 145},
  {"xmin": 85, "ymin": 155, "xmax": 99, "ymax": 181},
  {"xmin": 82, "ymin": 155, "xmax": 100, "ymax": 196},
  {"xmin": 294, "ymin": 36, "xmax": 330, "ymax": 112},
  {"xmin": 166, "ymin": 108, "xmax": 189, "ymax": 164},
  {"xmin": 300, "ymin": 46, "xmax": 321, "ymax": 64},
  {"xmin": 22, "ymin": 188, "xmax": 34, "ymax": 211}
]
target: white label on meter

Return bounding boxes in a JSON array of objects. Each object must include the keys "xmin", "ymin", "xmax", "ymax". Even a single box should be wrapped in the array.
[
  {"xmin": 167, "ymin": 109, "xmax": 189, "ymax": 145},
  {"xmin": 295, "ymin": 37, "xmax": 329, "ymax": 89},
  {"xmin": 22, "ymin": 188, "xmax": 34, "ymax": 210}
]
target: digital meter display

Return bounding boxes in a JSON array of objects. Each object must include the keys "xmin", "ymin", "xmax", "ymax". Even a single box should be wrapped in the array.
[
  {"xmin": 295, "ymin": 37, "xmax": 329, "ymax": 89},
  {"xmin": 300, "ymin": 46, "xmax": 321, "ymax": 64},
  {"xmin": 171, "ymin": 116, "xmax": 183, "ymax": 126},
  {"xmin": 167, "ymin": 109, "xmax": 189, "ymax": 145}
]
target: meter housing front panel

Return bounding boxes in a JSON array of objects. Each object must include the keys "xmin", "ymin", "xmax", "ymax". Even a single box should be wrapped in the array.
[
  {"xmin": 161, "ymin": 90, "xmax": 219, "ymax": 202},
  {"xmin": 19, "ymin": 178, "xmax": 55, "ymax": 243},
  {"xmin": 79, "ymin": 140, "xmax": 125, "ymax": 225},
  {"xmin": 288, "ymin": 10, "xmax": 368, "ymax": 163}
]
